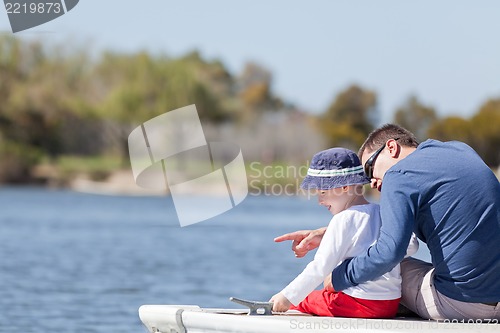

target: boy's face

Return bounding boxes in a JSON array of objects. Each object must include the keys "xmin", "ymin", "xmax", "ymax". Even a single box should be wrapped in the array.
[{"xmin": 317, "ymin": 187, "xmax": 351, "ymax": 215}]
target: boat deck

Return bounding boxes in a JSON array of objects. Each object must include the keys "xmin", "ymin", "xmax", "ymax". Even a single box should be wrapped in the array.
[{"xmin": 139, "ymin": 305, "xmax": 497, "ymax": 333}]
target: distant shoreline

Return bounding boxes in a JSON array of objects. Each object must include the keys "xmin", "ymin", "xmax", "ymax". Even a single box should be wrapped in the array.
[{"xmin": 3, "ymin": 165, "xmax": 499, "ymax": 197}]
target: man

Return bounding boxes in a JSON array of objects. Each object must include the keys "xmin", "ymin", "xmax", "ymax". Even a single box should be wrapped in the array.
[{"xmin": 276, "ymin": 124, "xmax": 500, "ymax": 319}]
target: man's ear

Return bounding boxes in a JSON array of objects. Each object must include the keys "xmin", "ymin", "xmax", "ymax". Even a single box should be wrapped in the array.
[{"xmin": 387, "ymin": 139, "xmax": 400, "ymax": 158}]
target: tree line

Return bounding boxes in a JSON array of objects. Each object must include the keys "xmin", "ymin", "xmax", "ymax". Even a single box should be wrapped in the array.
[
  {"xmin": 0, "ymin": 35, "xmax": 498, "ymax": 184},
  {"xmin": 321, "ymin": 86, "xmax": 499, "ymax": 167}
]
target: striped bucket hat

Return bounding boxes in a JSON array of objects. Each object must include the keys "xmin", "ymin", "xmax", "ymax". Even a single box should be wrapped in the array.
[{"xmin": 300, "ymin": 148, "xmax": 370, "ymax": 190}]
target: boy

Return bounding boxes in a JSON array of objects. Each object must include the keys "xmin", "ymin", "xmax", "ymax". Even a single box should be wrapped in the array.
[{"xmin": 270, "ymin": 147, "xmax": 418, "ymax": 318}]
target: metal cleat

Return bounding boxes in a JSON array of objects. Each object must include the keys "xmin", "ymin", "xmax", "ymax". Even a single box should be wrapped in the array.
[{"xmin": 229, "ymin": 297, "xmax": 274, "ymax": 315}]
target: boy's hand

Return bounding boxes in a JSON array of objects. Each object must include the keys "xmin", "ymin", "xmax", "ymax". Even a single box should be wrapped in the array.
[
  {"xmin": 274, "ymin": 227, "xmax": 327, "ymax": 258},
  {"xmin": 324, "ymin": 273, "xmax": 334, "ymax": 291},
  {"xmin": 269, "ymin": 293, "xmax": 292, "ymax": 312}
]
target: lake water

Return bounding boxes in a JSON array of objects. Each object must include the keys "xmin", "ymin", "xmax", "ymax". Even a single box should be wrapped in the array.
[{"xmin": 0, "ymin": 187, "xmax": 430, "ymax": 332}]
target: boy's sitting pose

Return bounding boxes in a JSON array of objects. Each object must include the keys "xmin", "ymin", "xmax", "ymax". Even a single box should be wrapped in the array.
[{"xmin": 270, "ymin": 148, "xmax": 418, "ymax": 318}]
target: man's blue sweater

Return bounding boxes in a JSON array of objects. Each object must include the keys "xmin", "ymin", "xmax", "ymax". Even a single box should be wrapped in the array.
[{"xmin": 332, "ymin": 139, "xmax": 500, "ymax": 302}]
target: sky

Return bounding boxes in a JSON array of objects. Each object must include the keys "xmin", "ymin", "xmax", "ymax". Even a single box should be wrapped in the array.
[{"xmin": 1, "ymin": 0, "xmax": 499, "ymax": 122}]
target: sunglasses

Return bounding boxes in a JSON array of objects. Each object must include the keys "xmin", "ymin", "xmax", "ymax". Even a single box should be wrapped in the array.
[{"xmin": 364, "ymin": 138, "xmax": 399, "ymax": 179}]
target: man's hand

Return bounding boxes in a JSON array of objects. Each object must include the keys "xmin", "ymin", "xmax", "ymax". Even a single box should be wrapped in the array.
[
  {"xmin": 269, "ymin": 292, "xmax": 292, "ymax": 312},
  {"xmin": 274, "ymin": 227, "xmax": 327, "ymax": 258}
]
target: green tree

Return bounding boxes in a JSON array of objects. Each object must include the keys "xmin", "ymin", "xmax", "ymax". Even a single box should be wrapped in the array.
[
  {"xmin": 92, "ymin": 51, "xmax": 231, "ymax": 161},
  {"xmin": 470, "ymin": 98, "xmax": 500, "ymax": 166},
  {"xmin": 427, "ymin": 99, "xmax": 500, "ymax": 167},
  {"xmin": 236, "ymin": 62, "xmax": 284, "ymax": 122},
  {"xmin": 1, "ymin": 38, "xmax": 93, "ymax": 156},
  {"xmin": 320, "ymin": 85, "xmax": 378, "ymax": 150},
  {"xmin": 427, "ymin": 116, "xmax": 473, "ymax": 144},
  {"xmin": 0, "ymin": 36, "xmax": 99, "ymax": 182},
  {"xmin": 394, "ymin": 95, "xmax": 437, "ymax": 142}
]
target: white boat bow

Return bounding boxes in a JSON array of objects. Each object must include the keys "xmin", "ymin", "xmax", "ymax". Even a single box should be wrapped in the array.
[{"xmin": 138, "ymin": 304, "xmax": 496, "ymax": 333}]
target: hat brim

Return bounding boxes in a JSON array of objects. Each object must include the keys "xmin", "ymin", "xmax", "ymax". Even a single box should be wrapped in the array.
[{"xmin": 300, "ymin": 174, "xmax": 370, "ymax": 190}]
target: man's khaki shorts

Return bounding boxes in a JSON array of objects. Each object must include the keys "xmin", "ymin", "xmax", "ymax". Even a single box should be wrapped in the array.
[{"xmin": 400, "ymin": 257, "xmax": 500, "ymax": 320}]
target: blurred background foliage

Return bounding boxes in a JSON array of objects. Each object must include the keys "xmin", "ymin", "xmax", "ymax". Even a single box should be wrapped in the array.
[{"xmin": 0, "ymin": 35, "xmax": 499, "ymax": 186}]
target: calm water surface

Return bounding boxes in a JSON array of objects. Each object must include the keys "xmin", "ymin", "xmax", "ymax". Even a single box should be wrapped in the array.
[{"xmin": 0, "ymin": 187, "xmax": 430, "ymax": 332}]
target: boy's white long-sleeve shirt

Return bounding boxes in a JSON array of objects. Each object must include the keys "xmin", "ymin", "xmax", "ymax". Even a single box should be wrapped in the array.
[{"xmin": 281, "ymin": 203, "xmax": 419, "ymax": 306}]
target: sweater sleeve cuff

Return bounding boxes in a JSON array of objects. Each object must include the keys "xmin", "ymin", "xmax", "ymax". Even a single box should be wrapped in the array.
[{"xmin": 331, "ymin": 258, "xmax": 357, "ymax": 291}]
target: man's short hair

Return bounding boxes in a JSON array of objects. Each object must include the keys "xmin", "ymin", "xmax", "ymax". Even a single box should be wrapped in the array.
[{"xmin": 359, "ymin": 124, "xmax": 419, "ymax": 157}]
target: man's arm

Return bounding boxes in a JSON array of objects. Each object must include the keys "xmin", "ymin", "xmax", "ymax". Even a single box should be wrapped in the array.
[{"xmin": 332, "ymin": 171, "xmax": 418, "ymax": 290}]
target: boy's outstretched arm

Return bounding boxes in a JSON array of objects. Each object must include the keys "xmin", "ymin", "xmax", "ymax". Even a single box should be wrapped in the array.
[{"xmin": 274, "ymin": 227, "xmax": 327, "ymax": 258}]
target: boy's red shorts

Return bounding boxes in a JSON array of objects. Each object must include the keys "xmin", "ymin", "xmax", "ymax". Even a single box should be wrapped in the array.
[{"xmin": 291, "ymin": 289, "xmax": 400, "ymax": 318}]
